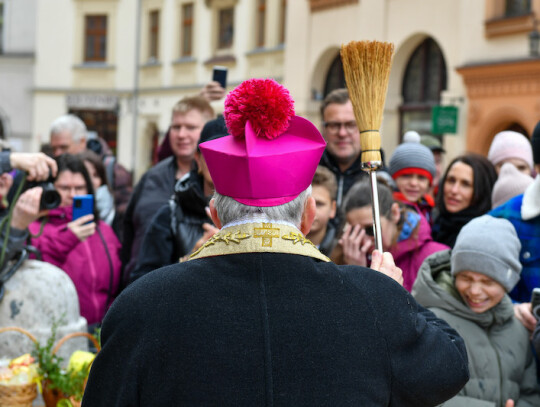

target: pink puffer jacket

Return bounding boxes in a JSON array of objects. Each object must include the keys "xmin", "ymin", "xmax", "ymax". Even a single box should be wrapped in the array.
[{"xmin": 29, "ymin": 206, "xmax": 122, "ymax": 325}]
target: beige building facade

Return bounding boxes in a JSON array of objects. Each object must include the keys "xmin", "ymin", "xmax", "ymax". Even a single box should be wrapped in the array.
[
  {"xmin": 288, "ymin": 0, "xmax": 540, "ymax": 161},
  {"xmin": 0, "ymin": 0, "xmax": 37, "ymax": 151},
  {"xmin": 29, "ymin": 0, "xmax": 540, "ymax": 178},
  {"xmin": 33, "ymin": 0, "xmax": 288, "ymax": 179}
]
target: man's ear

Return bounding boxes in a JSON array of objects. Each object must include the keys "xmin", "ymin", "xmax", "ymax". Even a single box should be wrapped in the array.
[
  {"xmin": 300, "ymin": 196, "xmax": 316, "ymax": 235},
  {"xmin": 193, "ymin": 151, "xmax": 203, "ymax": 170},
  {"xmin": 330, "ymin": 200, "xmax": 337, "ymax": 219},
  {"xmin": 209, "ymin": 198, "xmax": 222, "ymax": 229}
]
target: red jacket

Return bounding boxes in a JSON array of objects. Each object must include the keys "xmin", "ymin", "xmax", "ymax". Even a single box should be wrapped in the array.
[{"xmin": 29, "ymin": 206, "xmax": 122, "ymax": 325}]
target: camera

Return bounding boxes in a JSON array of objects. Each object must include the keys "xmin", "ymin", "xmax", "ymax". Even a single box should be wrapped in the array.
[
  {"xmin": 531, "ymin": 287, "xmax": 540, "ymax": 318},
  {"xmin": 25, "ymin": 175, "xmax": 61, "ymax": 210}
]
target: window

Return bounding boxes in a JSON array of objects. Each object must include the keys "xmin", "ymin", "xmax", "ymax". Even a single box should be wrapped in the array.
[
  {"xmin": 181, "ymin": 3, "xmax": 194, "ymax": 56},
  {"xmin": 400, "ymin": 38, "xmax": 447, "ymax": 136},
  {"xmin": 279, "ymin": 0, "xmax": 287, "ymax": 44},
  {"xmin": 149, "ymin": 10, "xmax": 160, "ymax": 60},
  {"xmin": 323, "ymin": 55, "xmax": 346, "ymax": 97},
  {"xmin": 218, "ymin": 8, "xmax": 234, "ymax": 49},
  {"xmin": 0, "ymin": 2, "xmax": 4, "ymax": 54},
  {"xmin": 84, "ymin": 15, "xmax": 107, "ymax": 62},
  {"xmin": 257, "ymin": 0, "xmax": 266, "ymax": 48},
  {"xmin": 505, "ymin": 0, "xmax": 531, "ymax": 17},
  {"xmin": 69, "ymin": 109, "xmax": 118, "ymax": 154}
]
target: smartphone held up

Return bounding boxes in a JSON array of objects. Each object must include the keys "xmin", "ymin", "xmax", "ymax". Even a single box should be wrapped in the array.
[
  {"xmin": 212, "ymin": 66, "xmax": 228, "ymax": 89},
  {"xmin": 73, "ymin": 194, "xmax": 94, "ymax": 221}
]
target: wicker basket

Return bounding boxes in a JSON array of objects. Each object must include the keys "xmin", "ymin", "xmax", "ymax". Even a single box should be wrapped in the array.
[
  {"xmin": 0, "ymin": 326, "xmax": 39, "ymax": 407},
  {"xmin": 42, "ymin": 331, "xmax": 100, "ymax": 407}
]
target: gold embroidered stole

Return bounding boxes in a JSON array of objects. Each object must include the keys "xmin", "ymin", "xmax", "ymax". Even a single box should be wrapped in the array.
[{"xmin": 189, "ymin": 222, "xmax": 330, "ymax": 262}]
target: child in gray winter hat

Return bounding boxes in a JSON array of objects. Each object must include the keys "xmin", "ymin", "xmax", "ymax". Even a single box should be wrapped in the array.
[
  {"xmin": 388, "ymin": 141, "xmax": 437, "ymax": 221},
  {"xmin": 412, "ymin": 214, "xmax": 539, "ymax": 405},
  {"xmin": 452, "ymin": 215, "xmax": 522, "ymax": 300}
]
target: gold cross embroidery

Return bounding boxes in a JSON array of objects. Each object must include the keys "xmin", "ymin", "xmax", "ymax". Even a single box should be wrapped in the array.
[{"xmin": 253, "ymin": 223, "xmax": 280, "ymax": 247}]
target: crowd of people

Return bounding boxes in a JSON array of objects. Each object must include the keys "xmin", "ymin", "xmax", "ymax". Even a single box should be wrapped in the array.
[{"xmin": 1, "ymin": 79, "xmax": 540, "ymax": 405}]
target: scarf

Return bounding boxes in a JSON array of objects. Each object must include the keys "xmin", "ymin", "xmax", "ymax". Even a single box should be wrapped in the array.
[{"xmin": 432, "ymin": 206, "xmax": 485, "ymax": 248}]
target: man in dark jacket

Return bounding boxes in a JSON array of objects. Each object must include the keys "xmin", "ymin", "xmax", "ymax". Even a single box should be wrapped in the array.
[
  {"xmin": 318, "ymin": 88, "xmax": 367, "ymax": 207},
  {"xmin": 120, "ymin": 96, "xmax": 214, "ymax": 283},
  {"xmin": 83, "ymin": 79, "xmax": 469, "ymax": 407},
  {"xmin": 129, "ymin": 117, "xmax": 226, "ymax": 282}
]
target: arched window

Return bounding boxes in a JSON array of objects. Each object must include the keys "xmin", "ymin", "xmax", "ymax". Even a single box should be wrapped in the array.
[
  {"xmin": 505, "ymin": 122, "xmax": 529, "ymax": 138},
  {"xmin": 400, "ymin": 38, "xmax": 447, "ymax": 139},
  {"xmin": 323, "ymin": 54, "xmax": 346, "ymax": 97}
]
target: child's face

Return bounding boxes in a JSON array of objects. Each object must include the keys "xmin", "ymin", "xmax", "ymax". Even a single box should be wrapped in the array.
[
  {"xmin": 455, "ymin": 270, "xmax": 506, "ymax": 314},
  {"xmin": 395, "ymin": 173, "xmax": 430, "ymax": 203},
  {"xmin": 310, "ymin": 186, "xmax": 336, "ymax": 235}
]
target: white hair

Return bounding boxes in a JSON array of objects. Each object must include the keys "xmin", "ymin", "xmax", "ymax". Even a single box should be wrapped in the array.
[
  {"xmin": 50, "ymin": 114, "xmax": 88, "ymax": 142},
  {"xmin": 214, "ymin": 186, "xmax": 312, "ymax": 227}
]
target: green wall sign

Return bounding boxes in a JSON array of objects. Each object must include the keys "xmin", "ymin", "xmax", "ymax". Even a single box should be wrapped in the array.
[{"xmin": 431, "ymin": 106, "xmax": 458, "ymax": 134}]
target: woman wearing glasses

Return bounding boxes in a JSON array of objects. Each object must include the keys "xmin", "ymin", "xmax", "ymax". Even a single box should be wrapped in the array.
[
  {"xmin": 28, "ymin": 154, "xmax": 121, "ymax": 327},
  {"xmin": 331, "ymin": 178, "xmax": 448, "ymax": 292}
]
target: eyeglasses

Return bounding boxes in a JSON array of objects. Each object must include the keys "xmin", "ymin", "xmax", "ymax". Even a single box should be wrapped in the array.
[{"xmin": 323, "ymin": 121, "xmax": 358, "ymax": 134}]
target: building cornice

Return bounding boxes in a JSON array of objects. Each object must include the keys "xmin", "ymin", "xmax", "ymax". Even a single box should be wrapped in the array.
[
  {"xmin": 456, "ymin": 58, "xmax": 540, "ymax": 97},
  {"xmin": 32, "ymin": 79, "xmax": 283, "ymax": 95},
  {"xmin": 0, "ymin": 52, "xmax": 35, "ymax": 60},
  {"xmin": 309, "ymin": 0, "xmax": 358, "ymax": 12}
]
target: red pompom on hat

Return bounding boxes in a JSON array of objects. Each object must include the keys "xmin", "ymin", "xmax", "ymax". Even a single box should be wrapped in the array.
[
  {"xmin": 199, "ymin": 78, "xmax": 326, "ymax": 207},
  {"xmin": 224, "ymin": 78, "xmax": 295, "ymax": 140}
]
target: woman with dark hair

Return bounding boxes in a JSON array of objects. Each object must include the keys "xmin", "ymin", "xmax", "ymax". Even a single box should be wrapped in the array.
[
  {"xmin": 28, "ymin": 154, "xmax": 121, "ymax": 326},
  {"xmin": 79, "ymin": 150, "xmax": 115, "ymax": 226},
  {"xmin": 432, "ymin": 153, "xmax": 497, "ymax": 248},
  {"xmin": 331, "ymin": 179, "xmax": 448, "ymax": 291}
]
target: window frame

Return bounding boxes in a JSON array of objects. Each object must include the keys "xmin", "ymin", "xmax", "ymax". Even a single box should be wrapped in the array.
[
  {"xmin": 0, "ymin": 2, "xmax": 4, "ymax": 54},
  {"xmin": 217, "ymin": 7, "xmax": 234, "ymax": 50},
  {"xmin": 84, "ymin": 14, "xmax": 108, "ymax": 63},
  {"xmin": 399, "ymin": 38, "xmax": 447, "ymax": 138},
  {"xmin": 256, "ymin": 0, "xmax": 266, "ymax": 48},
  {"xmin": 149, "ymin": 9, "xmax": 160, "ymax": 61},
  {"xmin": 181, "ymin": 3, "xmax": 194, "ymax": 57}
]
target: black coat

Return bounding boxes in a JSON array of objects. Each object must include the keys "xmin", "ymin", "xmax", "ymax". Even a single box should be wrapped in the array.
[
  {"xmin": 319, "ymin": 150, "xmax": 366, "ymax": 208},
  {"xmin": 130, "ymin": 171, "xmax": 210, "ymax": 283},
  {"xmin": 120, "ymin": 157, "xmax": 178, "ymax": 282},
  {"xmin": 83, "ymin": 251, "xmax": 469, "ymax": 406}
]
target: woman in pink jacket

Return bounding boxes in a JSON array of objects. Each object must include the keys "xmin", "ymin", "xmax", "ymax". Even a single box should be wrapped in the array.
[
  {"xmin": 29, "ymin": 154, "xmax": 121, "ymax": 326},
  {"xmin": 331, "ymin": 178, "xmax": 448, "ymax": 292}
]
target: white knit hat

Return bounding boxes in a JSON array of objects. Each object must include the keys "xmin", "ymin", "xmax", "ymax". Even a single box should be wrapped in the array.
[
  {"xmin": 487, "ymin": 131, "xmax": 533, "ymax": 170},
  {"xmin": 491, "ymin": 162, "xmax": 534, "ymax": 209}
]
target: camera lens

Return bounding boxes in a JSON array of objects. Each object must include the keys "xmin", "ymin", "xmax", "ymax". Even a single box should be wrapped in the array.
[{"xmin": 39, "ymin": 183, "xmax": 61, "ymax": 210}]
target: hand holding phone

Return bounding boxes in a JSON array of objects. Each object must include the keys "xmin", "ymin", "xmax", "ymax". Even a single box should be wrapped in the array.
[{"xmin": 68, "ymin": 214, "xmax": 96, "ymax": 242}]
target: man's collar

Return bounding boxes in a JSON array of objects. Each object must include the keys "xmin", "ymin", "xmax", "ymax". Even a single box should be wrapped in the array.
[{"xmin": 189, "ymin": 221, "xmax": 330, "ymax": 262}]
